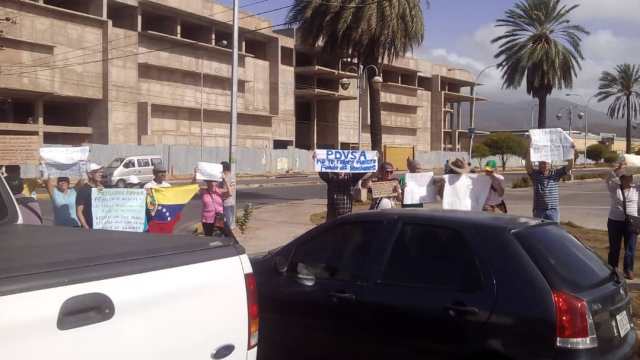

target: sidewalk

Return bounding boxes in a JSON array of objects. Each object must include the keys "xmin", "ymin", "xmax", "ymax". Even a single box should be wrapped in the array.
[{"xmin": 236, "ymin": 199, "xmax": 325, "ymax": 255}]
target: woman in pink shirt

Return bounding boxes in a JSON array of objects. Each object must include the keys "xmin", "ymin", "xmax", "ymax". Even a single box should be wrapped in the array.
[{"xmin": 200, "ymin": 180, "xmax": 229, "ymax": 236}]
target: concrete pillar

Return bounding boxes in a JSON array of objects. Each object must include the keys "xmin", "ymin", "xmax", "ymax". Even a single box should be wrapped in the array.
[
  {"xmin": 177, "ymin": 18, "xmax": 182, "ymax": 38},
  {"xmin": 312, "ymin": 100, "xmax": 317, "ymax": 149},
  {"xmin": 137, "ymin": 7, "xmax": 142, "ymax": 32},
  {"xmin": 210, "ymin": 25, "xmax": 215, "ymax": 45},
  {"xmin": 35, "ymin": 98, "xmax": 44, "ymax": 144}
]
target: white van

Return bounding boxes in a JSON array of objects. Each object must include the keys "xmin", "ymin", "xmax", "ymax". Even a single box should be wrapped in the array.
[{"xmin": 104, "ymin": 155, "xmax": 163, "ymax": 187}]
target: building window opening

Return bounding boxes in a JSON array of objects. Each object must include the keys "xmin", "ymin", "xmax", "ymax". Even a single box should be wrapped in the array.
[
  {"xmin": 215, "ymin": 29, "xmax": 232, "ymax": 48},
  {"xmin": 273, "ymin": 140, "xmax": 293, "ymax": 149},
  {"xmin": 295, "ymin": 51, "xmax": 314, "ymax": 67},
  {"xmin": 0, "ymin": 99, "xmax": 35, "ymax": 124},
  {"xmin": 244, "ymin": 39, "xmax": 267, "ymax": 60},
  {"xmin": 44, "ymin": 0, "xmax": 103, "ymax": 17},
  {"xmin": 316, "ymin": 78, "xmax": 339, "ymax": 92},
  {"xmin": 107, "ymin": 1, "xmax": 137, "ymax": 31},
  {"xmin": 382, "ymin": 70, "xmax": 400, "ymax": 84},
  {"xmin": 43, "ymin": 102, "xmax": 89, "ymax": 127},
  {"xmin": 418, "ymin": 76, "xmax": 432, "ymax": 91},
  {"xmin": 281, "ymin": 46, "xmax": 294, "ymax": 67},
  {"xmin": 181, "ymin": 20, "xmax": 212, "ymax": 44},
  {"xmin": 401, "ymin": 73, "xmax": 417, "ymax": 87},
  {"xmin": 141, "ymin": 11, "xmax": 177, "ymax": 36}
]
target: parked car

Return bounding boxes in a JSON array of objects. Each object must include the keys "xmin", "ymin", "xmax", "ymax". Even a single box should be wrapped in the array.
[
  {"xmin": 252, "ymin": 210, "xmax": 636, "ymax": 360},
  {"xmin": 103, "ymin": 155, "xmax": 163, "ymax": 187},
  {"xmin": 0, "ymin": 176, "xmax": 259, "ymax": 359}
]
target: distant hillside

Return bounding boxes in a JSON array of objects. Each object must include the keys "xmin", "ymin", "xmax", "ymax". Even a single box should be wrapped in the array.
[{"xmin": 474, "ymin": 98, "xmax": 628, "ymax": 136}]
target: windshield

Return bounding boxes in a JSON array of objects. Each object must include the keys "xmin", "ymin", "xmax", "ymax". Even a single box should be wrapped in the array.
[
  {"xmin": 107, "ymin": 158, "xmax": 125, "ymax": 168},
  {"xmin": 515, "ymin": 224, "xmax": 610, "ymax": 293}
]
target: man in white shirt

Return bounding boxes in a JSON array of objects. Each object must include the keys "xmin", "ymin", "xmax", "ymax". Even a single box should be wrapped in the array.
[{"xmin": 144, "ymin": 165, "xmax": 171, "ymax": 190}]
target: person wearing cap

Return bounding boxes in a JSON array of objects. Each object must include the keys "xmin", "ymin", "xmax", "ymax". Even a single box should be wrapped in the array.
[
  {"xmin": 365, "ymin": 162, "xmax": 402, "ymax": 210},
  {"xmin": 525, "ymin": 141, "xmax": 576, "ymax": 222},
  {"xmin": 76, "ymin": 162, "xmax": 104, "ymax": 229},
  {"xmin": 482, "ymin": 160, "xmax": 507, "ymax": 213},
  {"xmin": 606, "ymin": 161, "xmax": 639, "ymax": 280},
  {"xmin": 6, "ymin": 176, "xmax": 43, "ymax": 225},
  {"xmin": 399, "ymin": 158, "xmax": 425, "ymax": 208},
  {"xmin": 144, "ymin": 164, "xmax": 171, "ymax": 190},
  {"xmin": 44, "ymin": 173, "xmax": 82, "ymax": 227}
]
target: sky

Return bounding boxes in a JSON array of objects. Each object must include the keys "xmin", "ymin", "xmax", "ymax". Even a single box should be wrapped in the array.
[{"xmin": 218, "ymin": 0, "xmax": 640, "ymax": 111}]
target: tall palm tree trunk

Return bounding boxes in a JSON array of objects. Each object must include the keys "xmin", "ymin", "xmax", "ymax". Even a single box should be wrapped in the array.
[
  {"xmin": 626, "ymin": 95, "xmax": 632, "ymax": 154},
  {"xmin": 367, "ymin": 62, "xmax": 383, "ymax": 157},
  {"xmin": 537, "ymin": 94, "xmax": 548, "ymax": 128}
]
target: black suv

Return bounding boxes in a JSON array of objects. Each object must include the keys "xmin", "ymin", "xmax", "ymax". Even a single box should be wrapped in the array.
[{"xmin": 253, "ymin": 210, "xmax": 636, "ymax": 359}]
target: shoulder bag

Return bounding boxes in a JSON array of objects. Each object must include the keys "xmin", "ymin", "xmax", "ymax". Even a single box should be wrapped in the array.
[{"xmin": 620, "ymin": 185, "xmax": 640, "ymax": 234}]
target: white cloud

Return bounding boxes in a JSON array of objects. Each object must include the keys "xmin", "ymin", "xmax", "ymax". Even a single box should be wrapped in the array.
[{"xmin": 571, "ymin": 0, "xmax": 640, "ymax": 24}]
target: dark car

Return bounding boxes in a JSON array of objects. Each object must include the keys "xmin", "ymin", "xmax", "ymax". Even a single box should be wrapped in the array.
[{"xmin": 252, "ymin": 210, "xmax": 636, "ymax": 360}]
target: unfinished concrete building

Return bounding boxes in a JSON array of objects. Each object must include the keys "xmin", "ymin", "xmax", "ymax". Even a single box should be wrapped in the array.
[{"xmin": 0, "ymin": 0, "xmax": 295, "ymax": 148}]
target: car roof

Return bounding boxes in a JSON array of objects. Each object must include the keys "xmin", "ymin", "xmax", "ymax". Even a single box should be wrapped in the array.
[
  {"xmin": 125, "ymin": 155, "xmax": 162, "ymax": 159},
  {"xmin": 339, "ymin": 209, "xmax": 544, "ymax": 231}
]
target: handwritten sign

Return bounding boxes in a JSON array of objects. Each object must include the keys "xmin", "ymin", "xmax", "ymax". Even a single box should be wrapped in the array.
[
  {"xmin": 371, "ymin": 181, "xmax": 397, "ymax": 198},
  {"xmin": 442, "ymin": 174, "xmax": 492, "ymax": 211},
  {"xmin": 0, "ymin": 136, "xmax": 40, "ymax": 165},
  {"xmin": 196, "ymin": 162, "xmax": 223, "ymax": 181},
  {"xmin": 403, "ymin": 172, "xmax": 437, "ymax": 204},
  {"xmin": 314, "ymin": 150, "xmax": 378, "ymax": 173},
  {"xmin": 92, "ymin": 188, "xmax": 146, "ymax": 232},
  {"xmin": 529, "ymin": 128, "xmax": 574, "ymax": 162},
  {"xmin": 40, "ymin": 147, "xmax": 89, "ymax": 178}
]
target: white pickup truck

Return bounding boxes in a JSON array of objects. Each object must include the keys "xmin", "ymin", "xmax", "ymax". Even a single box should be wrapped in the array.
[{"xmin": 0, "ymin": 176, "xmax": 258, "ymax": 360}]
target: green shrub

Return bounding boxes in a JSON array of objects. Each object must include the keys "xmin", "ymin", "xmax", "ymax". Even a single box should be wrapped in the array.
[
  {"xmin": 512, "ymin": 176, "xmax": 531, "ymax": 188},
  {"xmin": 603, "ymin": 152, "xmax": 621, "ymax": 164},
  {"xmin": 586, "ymin": 144, "xmax": 608, "ymax": 163}
]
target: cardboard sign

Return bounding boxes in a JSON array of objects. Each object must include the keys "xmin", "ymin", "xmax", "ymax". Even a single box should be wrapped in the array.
[
  {"xmin": 196, "ymin": 162, "xmax": 223, "ymax": 181},
  {"xmin": 403, "ymin": 172, "xmax": 437, "ymax": 204},
  {"xmin": 92, "ymin": 188, "xmax": 146, "ymax": 232},
  {"xmin": 442, "ymin": 174, "xmax": 492, "ymax": 211},
  {"xmin": 0, "ymin": 136, "xmax": 40, "ymax": 165},
  {"xmin": 371, "ymin": 181, "xmax": 397, "ymax": 198},
  {"xmin": 529, "ymin": 128, "xmax": 574, "ymax": 162},
  {"xmin": 314, "ymin": 150, "xmax": 378, "ymax": 173}
]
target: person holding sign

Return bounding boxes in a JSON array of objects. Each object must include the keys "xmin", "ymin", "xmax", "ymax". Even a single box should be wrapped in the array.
[
  {"xmin": 44, "ymin": 175, "xmax": 82, "ymax": 227},
  {"xmin": 606, "ymin": 162, "xmax": 639, "ymax": 280},
  {"xmin": 193, "ymin": 164, "xmax": 230, "ymax": 236},
  {"xmin": 76, "ymin": 162, "xmax": 104, "ymax": 229},
  {"xmin": 365, "ymin": 162, "xmax": 402, "ymax": 210},
  {"xmin": 482, "ymin": 160, "xmax": 507, "ymax": 213},
  {"xmin": 525, "ymin": 140, "xmax": 575, "ymax": 222},
  {"xmin": 399, "ymin": 159, "xmax": 425, "ymax": 208}
]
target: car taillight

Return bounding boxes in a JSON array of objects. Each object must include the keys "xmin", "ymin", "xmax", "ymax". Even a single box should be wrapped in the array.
[
  {"xmin": 552, "ymin": 290, "xmax": 597, "ymax": 349},
  {"xmin": 245, "ymin": 273, "xmax": 259, "ymax": 350}
]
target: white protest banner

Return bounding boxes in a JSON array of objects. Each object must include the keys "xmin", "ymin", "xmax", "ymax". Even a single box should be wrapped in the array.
[
  {"xmin": 529, "ymin": 128, "xmax": 574, "ymax": 163},
  {"xmin": 40, "ymin": 146, "xmax": 90, "ymax": 178},
  {"xmin": 92, "ymin": 188, "xmax": 146, "ymax": 232},
  {"xmin": 196, "ymin": 162, "xmax": 223, "ymax": 181},
  {"xmin": 442, "ymin": 174, "xmax": 492, "ymax": 211},
  {"xmin": 403, "ymin": 172, "xmax": 437, "ymax": 205},
  {"xmin": 624, "ymin": 154, "xmax": 640, "ymax": 167},
  {"xmin": 314, "ymin": 149, "xmax": 378, "ymax": 173}
]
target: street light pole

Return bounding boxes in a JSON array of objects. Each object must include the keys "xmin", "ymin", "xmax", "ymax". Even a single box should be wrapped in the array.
[
  {"xmin": 566, "ymin": 93, "xmax": 596, "ymax": 166},
  {"xmin": 470, "ymin": 64, "xmax": 496, "ymax": 128},
  {"xmin": 200, "ymin": 56, "xmax": 204, "ymax": 160}
]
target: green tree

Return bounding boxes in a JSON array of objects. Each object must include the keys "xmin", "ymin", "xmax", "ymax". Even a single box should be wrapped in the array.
[
  {"xmin": 287, "ymin": 0, "xmax": 425, "ymax": 155},
  {"xmin": 596, "ymin": 64, "xmax": 640, "ymax": 154},
  {"xmin": 585, "ymin": 143, "xmax": 608, "ymax": 163},
  {"xmin": 472, "ymin": 143, "xmax": 491, "ymax": 167},
  {"xmin": 492, "ymin": 0, "xmax": 589, "ymax": 128},
  {"xmin": 482, "ymin": 133, "xmax": 528, "ymax": 171}
]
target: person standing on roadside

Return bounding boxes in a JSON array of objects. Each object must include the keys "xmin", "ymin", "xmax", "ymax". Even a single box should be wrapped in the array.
[
  {"xmin": 144, "ymin": 165, "xmax": 171, "ymax": 190},
  {"xmin": 7, "ymin": 176, "xmax": 43, "ymax": 225},
  {"xmin": 76, "ymin": 163, "xmax": 104, "ymax": 229},
  {"xmin": 45, "ymin": 175, "xmax": 81, "ymax": 227},
  {"xmin": 482, "ymin": 160, "xmax": 507, "ymax": 213},
  {"xmin": 525, "ymin": 142, "xmax": 575, "ymax": 222},
  {"xmin": 220, "ymin": 161, "xmax": 237, "ymax": 229},
  {"xmin": 193, "ymin": 168, "xmax": 229, "ymax": 236},
  {"xmin": 606, "ymin": 162, "xmax": 638, "ymax": 280},
  {"xmin": 365, "ymin": 162, "xmax": 402, "ymax": 210},
  {"xmin": 399, "ymin": 158, "xmax": 424, "ymax": 208}
]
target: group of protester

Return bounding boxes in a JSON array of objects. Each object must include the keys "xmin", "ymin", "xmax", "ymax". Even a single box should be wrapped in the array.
[{"xmin": 1, "ymin": 161, "xmax": 237, "ymax": 237}]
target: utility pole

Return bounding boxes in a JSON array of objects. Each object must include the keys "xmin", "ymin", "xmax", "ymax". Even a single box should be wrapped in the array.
[
  {"xmin": 229, "ymin": 0, "xmax": 239, "ymax": 208},
  {"xmin": 200, "ymin": 56, "xmax": 204, "ymax": 160}
]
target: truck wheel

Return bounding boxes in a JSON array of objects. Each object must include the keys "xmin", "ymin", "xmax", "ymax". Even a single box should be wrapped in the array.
[{"xmin": 115, "ymin": 179, "xmax": 126, "ymax": 188}]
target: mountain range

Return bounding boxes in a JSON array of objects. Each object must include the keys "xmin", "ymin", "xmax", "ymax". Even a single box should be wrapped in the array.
[{"xmin": 474, "ymin": 97, "xmax": 630, "ymax": 137}]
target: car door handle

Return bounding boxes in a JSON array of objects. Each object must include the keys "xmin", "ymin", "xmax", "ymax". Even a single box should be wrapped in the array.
[
  {"xmin": 444, "ymin": 304, "xmax": 479, "ymax": 317},
  {"xmin": 57, "ymin": 293, "xmax": 115, "ymax": 331},
  {"xmin": 329, "ymin": 292, "xmax": 357, "ymax": 302}
]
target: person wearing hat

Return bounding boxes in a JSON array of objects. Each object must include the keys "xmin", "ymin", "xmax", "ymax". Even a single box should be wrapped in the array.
[
  {"xmin": 144, "ymin": 164, "xmax": 171, "ymax": 190},
  {"xmin": 76, "ymin": 162, "xmax": 104, "ymax": 229},
  {"xmin": 44, "ymin": 172, "xmax": 82, "ymax": 227},
  {"xmin": 399, "ymin": 158, "xmax": 425, "ymax": 208},
  {"xmin": 482, "ymin": 160, "xmax": 507, "ymax": 213}
]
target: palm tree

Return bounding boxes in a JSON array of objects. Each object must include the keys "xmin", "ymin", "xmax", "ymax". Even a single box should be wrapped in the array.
[
  {"xmin": 596, "ymin": 64, "xmax": 640, "ymax": 154},
  {"xmin": 287, "ymin": 0, "xmax": 424, "ymax": 155},
  {"xmin": 492, "ymin": 0, "xmax": 588, "ymax": 128}
]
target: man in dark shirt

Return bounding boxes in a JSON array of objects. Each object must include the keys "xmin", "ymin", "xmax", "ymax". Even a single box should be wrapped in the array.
[
  {"xmin": 319, "ymin": 172, "xmax": 368, "ymax": 221},
  {"xmin": 76, "ymin": 162, "xmax": 104, "ymax": 229}
]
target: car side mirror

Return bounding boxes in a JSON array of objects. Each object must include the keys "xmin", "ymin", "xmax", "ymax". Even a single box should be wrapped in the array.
[
  {"xmin": 295, "ymin": 263, "xmax": 316, "ymax": 287},
  {"xmin": 274, "ymin": 256, "xmax": 288, "ymax": 274}
]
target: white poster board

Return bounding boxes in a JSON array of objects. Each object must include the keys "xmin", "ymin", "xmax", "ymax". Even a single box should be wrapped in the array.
[
  {"xmin": 196, "ymin": 162, "xmax": 223, "ymax": 181},
  {"xmin": 529, "ymin": 128, "xmax": 574, "ymax": 162},
  {"xmin": 92, "ymin": 188, "xmax": 146, "ymax": 232},
  {"xmin": 442, "ymin": 174, "xmax": 492, "ymax": 211},
  {"xmin": 40, "ymin": 146, "xmax": 90, "ymax": 178},
  {"xmin": 403, "ymin": 172, "xmax": 437, "ymax": 205},
  {"xmin": 624, "ymin": 154, "xmax": 640, "ymax": 167},
  {"xmin": 314, "ymin": 150, "xmax": 378, "ymax": 173}
]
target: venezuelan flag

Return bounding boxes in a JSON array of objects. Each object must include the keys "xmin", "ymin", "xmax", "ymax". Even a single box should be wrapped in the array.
[{"xmin": 147, "ymin": 184, "xmax": 199, "ymax": 234}]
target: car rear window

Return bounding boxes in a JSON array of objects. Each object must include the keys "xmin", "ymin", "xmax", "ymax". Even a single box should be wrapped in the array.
[{"xmin": 515, "ymin": 224, "xmax": 610, "ymax": 292}]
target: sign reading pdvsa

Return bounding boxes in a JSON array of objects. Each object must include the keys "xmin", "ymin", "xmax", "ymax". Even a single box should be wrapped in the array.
[{"xmin": 314, "ymin": 150, "xmax": 378, "ymax": 173}]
